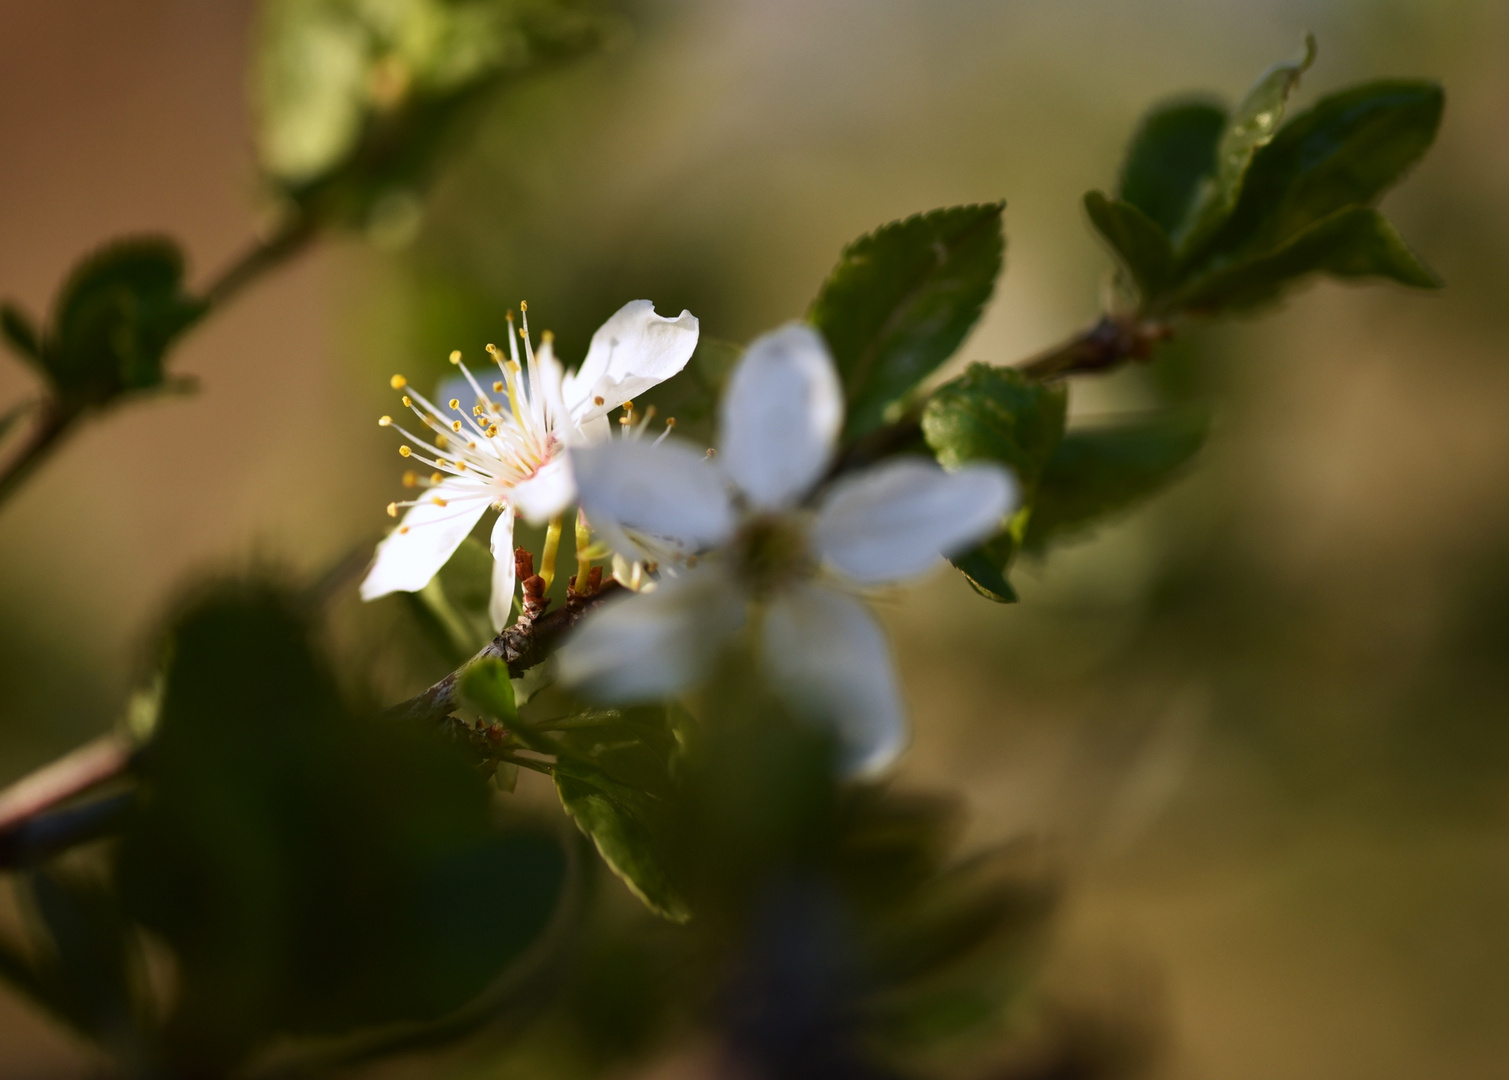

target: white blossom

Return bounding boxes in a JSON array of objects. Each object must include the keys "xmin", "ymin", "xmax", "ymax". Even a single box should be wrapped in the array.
[
  {"xmin": 559, "ymin": 323, "xmax": 1017, "ymax": 775},
  {"xmin": 359, "ymin": 301, "xmax": 699, "ymax": 630}
]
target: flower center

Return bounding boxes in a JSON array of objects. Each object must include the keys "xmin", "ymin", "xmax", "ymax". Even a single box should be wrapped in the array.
[{"xmin": 731, "ymin": 514, "xmax": 812, "ymax": 596}]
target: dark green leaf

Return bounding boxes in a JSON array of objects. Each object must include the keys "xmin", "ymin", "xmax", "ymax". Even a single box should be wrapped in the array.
[
  {"xmin": 947, "ymin": 544, "xmax": 1019, "ymax": 604},
  {"xmin": 1179, "ymin": 35, "xmax": 1315, "ymax": 253},
  {"xmin": 25, "ymin": 872, "xmax": 146, "ymax": 1054},
  {"xmin": 1024, "ymin": 409, "xmax": 1210, "ymax": 552},
  {"xmin": 922, "ymin": 363, "xmax": 1067, "ymax": 601},
  {"xmin": 46, "ymin": 237, "xmax": 206, "ymax": 406},
  {"xmin": 117, "ymin": 583, "xmax": 564, "ymax": 1065},
  {"xmin": 1172, "ymin": 205, "xmax": 1440, "ymax": 314},
  {"xmin": 460, "ymin": 655, "xmax": 518, "ymax": 724},
  {"xmin": 1, "ymin": 303, "xmax": 43, "ymax": 366},
  {"xmin": 1118, "ymin": 99, "xmax": 1227, "ymax": 235},
  {"xmin": 810, "ymin": 204, "xmax": 1006, "ymax": 438},
  {"xmin": 1207, "ymin": 80, "xmax": 1444, "ymax": 255},
  {"xmin": 557, "ymin": 771, "xmax": 690, "ymax": 923},
  {"xmin": 1083, "ymin": 191, "xmax": 1176, "ymax": 303}
]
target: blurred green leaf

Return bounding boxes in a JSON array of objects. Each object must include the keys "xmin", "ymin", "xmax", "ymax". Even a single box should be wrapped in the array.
[
  {"xmin": 1, "ymin": 303, "xmax": 44, "ymax": 367},
  {"xmin": 1172, "ymin": 205, "xmax": 1440, "ymax": 313},
  {"xmin": 1202, "ymin": 80, "xmax": 1444, "ymax": 258},
  {"xmin": 1084, "ymin": 191, "xmax": 1175, "ymax": 303},
  {"xmin": 117, "ymin": 583, "xmax": 565, "ymax": 1068},
  {"xmin": 922, "ymin": 363, "xmax": 1067, "ymax": 600},
  {"xmin": 23, "ymin": 872, "xmax": 148, "ymax": 1059},
  {"xmin": 1179, "ymin": 35, "xmax": 1315, "ymax": 254},
  {"xmin": 38, "ymin": 238, "xmax": 206, "ymax": 408},
  {"xmin": 809, "ymin": 204, "xmax": 1006, "ymax": 439},
  {"xmin": 460, "ymin": 655, "xmax": 518, "ymax": 725},
  {"xmin": 256, "ymin": 0, "xmax": 615, "ymax": 233},
  {"xmin": 1024, "ymin": 409, "xmax": 1210, "ymax": 552},
  {"xmin": 1118, "ymin": 99, "xmax": 1226, "ymax": 235}
]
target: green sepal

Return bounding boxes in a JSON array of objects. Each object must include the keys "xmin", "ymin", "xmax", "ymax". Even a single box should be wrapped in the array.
[
  {"xmin": 1024, "ymin": 408, "xmax": 1210, "ymax": 553},
  {"xmin": 810, "ymin": 204, "xmax": 1006, "ymax": 439}
]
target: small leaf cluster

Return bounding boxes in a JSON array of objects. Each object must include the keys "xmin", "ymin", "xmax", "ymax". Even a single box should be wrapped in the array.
[
  {"xmin": 1085, "ymin": 36, "xmax": 1443, "ymax": 318},
  {"xmin": 255, "ymin": 0, "xmax": 616, "ymax": 235},
  {"xmin": 1, "ymin": 239, "xmax": 204, "ymax": 415}
]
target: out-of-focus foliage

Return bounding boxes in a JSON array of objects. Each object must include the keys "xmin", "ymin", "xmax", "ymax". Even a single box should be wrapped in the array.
[
  {"xmin": 255, "ymin": 0, "xmax": 618, "ymax": 235},
  {"xmin": 0, "ymin": 239, "xmax": 203, "ymax": 413},
  {"xmin": 1085, "ymin": 38, "xmax": 1442, "ymax": 318},
  {"xmin": 0, "ymin": 584, "xmax": 567, "ymax": 1075}
]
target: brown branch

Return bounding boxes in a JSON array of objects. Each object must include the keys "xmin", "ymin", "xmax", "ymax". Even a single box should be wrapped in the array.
[
  {"xmin": 1016, "ymin": 314, "xmax": 1172, "ymax": 381},
  {"xmin": 386, "ymin": 551, "xmax": 619, "ymax": 729},
  {"xmin": 0, "ymin": 732, "xmax": 134, "ymax": 834}
]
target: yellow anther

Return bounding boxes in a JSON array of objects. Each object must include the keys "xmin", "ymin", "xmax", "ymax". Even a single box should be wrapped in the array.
[
  {"xmin": 386, "ymin": 502, "xmax": 398, "ymax": 518},
  {"xmin": 434, "ymin": 457, "xmax": 449, "ymax": 467},
  {"xmin": 432, "ymin": 496, "xmax": 448, "ymax": 507},
  {"xmin": 430, "ymin": 472, "xmax": 442, "ymax": 483},
  {"xmin": 542, "ymin": 330, "xmax": 554, "ymax": 343},
  {"xmin": 666, "ymin": 417, "xmax": 677, "ymax": 428},
  {"xmin": 399, "ymin": 445, "xmax": 412, "ymax": 457},
  {"xmin": 494, "ymin": 381, "xmax": 504, "ymax": 392},
  {"xmin": 593, "ymin": 396, "xmax": 605, "ymax": 406},
  {"xmin": 449, "ymin": 349, "xmax": 462, "ymax": 364},
  {"xmin": 487, "ymin": 425, "xmax": 499, "ymax": 437},
  {"xmin": 449, "ymin": 398, "xmax": 460, "ymax": 410},
  {"xmin": 473, "ymin": 405, "xmax": 483, "ymax": 416},
  {"xmin": 399, "ymin": 526, "xmax": 410, "ymax": 534},
  {"xmin": 378, "ymin": 415, "xmax": 392, "ymax": 427},
  {"xmin": 435, "ymin": 434, "xmax": 449, "ymax": 449},
  {"xmin": 519, "ymin": 300, "xmax": 528, "ymax": 312},
  {"xmin": 402, "ymin": 395, "xmax": 413, "ymax": 408},
  {"xmin": 519, "ymin": 327, "xmax": 528, "ymax": 340},
  {"xmin": 402, "ymin": 470, "xmax": 418, "ymax": 488},
  {"xmin": 456, "ymin": 461, "xmax": 468, "ymax": 471},
  {"xmin": 390, "ymin": 374, "xmax": 407, "ymax": 390},
  {"xmin": 451, "ymin": 420, "xmax": 462, "ymax": 432},
  {"xmin": 487, "ymin": 342, "xmax": 501, "ymax": 355}
]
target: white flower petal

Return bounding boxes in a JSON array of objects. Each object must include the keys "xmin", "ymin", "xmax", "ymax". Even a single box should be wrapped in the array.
[
  {"xmin": 760, "ymin": 583, "xmax": 907, "ymax": 776},
  {"xmin": 557, "ymin": 567, "xmax": 745, "ymax": 701},
  {"xmin": 563, "ymin": 300, "xmax": 700, "ymax": 424},
  {"xmin": 719, "ymin": 323, "xmax": 843, "ymax": 510},
  {"xmin": 488, "ymin": 509, "xmax": 517, "ymax": 632},
  {"xmin": 571, "ymin": 438, "xmax": 736, "ymax": 562},
  {"xmin": 359, "ymin": 482, "xmax": 491, "ymax": 600},
  {"xmin": 509, "ymin": 456, "xmax": 575, "ymax": 524},
  {"xmin": 813, "ymin": 458, "xmax": 1017, "ymax": 585}
]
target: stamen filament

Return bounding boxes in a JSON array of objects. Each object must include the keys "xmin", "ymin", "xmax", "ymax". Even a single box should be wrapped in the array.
[{"xmin": 540, "ymin": 513, "xmax": 564, "ymax": 592}]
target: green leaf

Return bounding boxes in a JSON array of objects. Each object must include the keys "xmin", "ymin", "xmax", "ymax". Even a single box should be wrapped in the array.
[
  {"xmin": 1083, "ymin": 191, "xmax": 1176, "ymax": 303},
  {"xmin": 1024, "ymin": 409, "xmax": 1210, "ymax": 552},
  {"xmin": 24, "ymin": 872, "xmax": 146, "ymax": 1055},
  {"xmin": 1, "ymin": 303, "xmax": 43, "ymax": 366},
  {"xmin": 809, "ymin": 204, "xmax": 1006, "ymax": 438},
  {"xmin": 1118, "ymin": 99, "xmax": 1227, "ymax": 235},
  {"xmin": 1179, "ymin": 35, "xmax": 1315, "ymax": 254},
  {"xmin": 947, "ymin": 544, "xmax": 1018, "ymax": 604},
  {"xmin": 460, "ymin": 655, "xmax": 517, "ymax": 725},
  {"xmin": 1171, "ymin": 205, "xmax": 1440, "ymax": 313},
  {"xmin": 1207, "ymin": 80, "xmax": 1444, "ymax": 256},
  {"xmin": 922, "ymin": 364, "xmax": 1067, "ymax": 600},
  {"xmin": 117, "ymin": 583, "xmax": 565, "ymax": 1063},
  {"xmin": 550, "ymin": 706, "xmax": 691, "ymax": 923},
  {"xmin": 45, "ymin": 237, "xmax": 206, "ymax": 407}
]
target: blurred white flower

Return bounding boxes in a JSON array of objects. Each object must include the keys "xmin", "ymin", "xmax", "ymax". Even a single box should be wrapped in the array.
[
  {"xmin": 559, "ymin": 323, "xmax": 1017, "ymax": 775},
  {"xmin": 359, "ymin": 300, "xmax": 699, "ymax": 630}
]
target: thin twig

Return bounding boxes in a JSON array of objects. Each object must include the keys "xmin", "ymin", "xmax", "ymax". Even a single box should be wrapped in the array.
[
  {"xmin": 0, "ymin": 732, "xmax": 134, "ymax": 834},
  {"xmin": 201, "ymin": 215, "xmax": 318, "ymax": 310},
  {"xmin": 0, "ymin": 406, "xmax": 74, "ymax": 512}
]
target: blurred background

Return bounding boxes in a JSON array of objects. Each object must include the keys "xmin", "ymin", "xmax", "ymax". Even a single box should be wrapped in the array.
[{"xmin": 1, "ymin": 0, "xmax": 1506, "ymax": 1077}]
